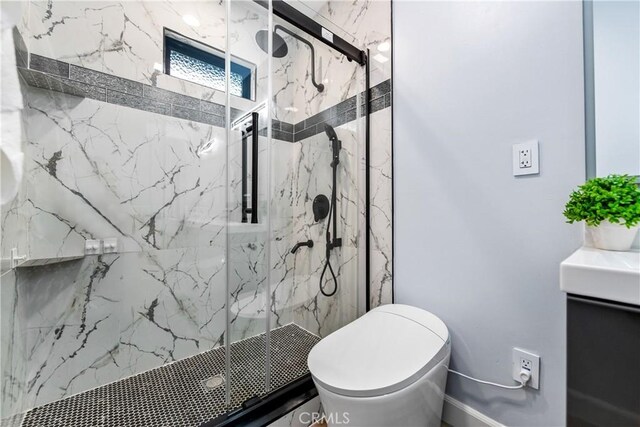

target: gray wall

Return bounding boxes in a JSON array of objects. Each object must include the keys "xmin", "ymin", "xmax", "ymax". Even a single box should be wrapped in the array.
[
  {"xmin": 393, "ymin": 1, "xmax": 585, "ymax": 426},
  {"xmin": 592, "ymin": 0, "xmax": 640, "ymax": 176}
]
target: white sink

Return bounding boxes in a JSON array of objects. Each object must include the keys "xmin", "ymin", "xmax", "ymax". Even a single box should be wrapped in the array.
[{"xmin": 560, "ymin": 247, "xmax": 640, "ymax": 306}]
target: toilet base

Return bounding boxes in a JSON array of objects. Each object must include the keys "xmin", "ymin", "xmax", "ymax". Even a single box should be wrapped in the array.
[{"xmin": 313, "ymin": 350, "xmax": 450, "ymax": 427}]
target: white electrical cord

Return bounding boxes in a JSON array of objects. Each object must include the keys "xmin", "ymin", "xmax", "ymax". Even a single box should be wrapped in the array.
[{"xmin": 448, "ymin": 368, "xmax": 531, "ymax": 390}]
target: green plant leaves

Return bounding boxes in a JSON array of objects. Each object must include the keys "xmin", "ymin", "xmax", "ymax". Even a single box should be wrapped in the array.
[{"xmin": 563, "ymin": 174, "xmax": 640, "ymax": 228}]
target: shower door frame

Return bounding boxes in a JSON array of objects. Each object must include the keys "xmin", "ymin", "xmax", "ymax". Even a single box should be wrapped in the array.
[
  {"xmin": 255, "ymin": 0, "xmax": 367, "ymax": 65},
  {"xmin": 258, "ymin": 0, "xmax": 372, "ymax": 313},
  {"xmin": 210, "ymin": 0, "xmax": 372, "ymax": 425},
  {"xmin": 263, "ymin": 0, "xmax": 372, "ymax": 312}
]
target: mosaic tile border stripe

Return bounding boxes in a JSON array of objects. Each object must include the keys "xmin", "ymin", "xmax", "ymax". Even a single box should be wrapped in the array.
[
  {"xmin": 18, "ymin": 54, "xmax": 232, "ymax": 128},
  {"xmin": 5, "ymin": 324, "xmax": 319, "ymax": 427},
  {"xmin": 292, "ymin": 79, "xmax": 391, "ymax": 142},
  {"xmin": 18, "ymin": 54, "xmax": 391, "ymax": 142}
]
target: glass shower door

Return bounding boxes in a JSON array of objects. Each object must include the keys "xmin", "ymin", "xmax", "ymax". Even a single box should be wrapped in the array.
[
  {"xmin": 224, "ymin": 0, "xmax": 367, "ymax": 410},
  {"xmin": 225, "ymin": 0, "xmax": 272, "ymax": 407},
  {"xmin": 265, "ymin": 4, "xmax": 366, "ymax": 392}
]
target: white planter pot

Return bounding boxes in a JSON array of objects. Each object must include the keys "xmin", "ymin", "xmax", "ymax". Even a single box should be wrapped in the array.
[{"xmin": 586, "ymin": 221, "xmax": 640, "ymax": 251}]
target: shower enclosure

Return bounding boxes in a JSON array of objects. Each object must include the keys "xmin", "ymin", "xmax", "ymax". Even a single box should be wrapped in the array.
[{"xmin": 0, "ymin": 0, "xmax": 369, "ymax": 424}]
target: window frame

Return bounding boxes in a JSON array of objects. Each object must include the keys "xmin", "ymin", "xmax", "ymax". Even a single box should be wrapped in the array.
[{"xmin": 163, "ymin": 28, "xmax": 256, "ymax": 101}]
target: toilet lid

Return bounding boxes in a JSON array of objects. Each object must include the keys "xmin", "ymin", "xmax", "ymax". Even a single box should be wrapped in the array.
[{"xmin": 307, "ymin": 304, "xmax": 450, "ymax": 398}]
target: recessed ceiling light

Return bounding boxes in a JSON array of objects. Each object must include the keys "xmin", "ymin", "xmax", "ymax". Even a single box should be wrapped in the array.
[
  {"xmin": 377, "ymin": 41, "xmax": 390, "ymax": 52},
  {"xmin": 284, "ymin": 106, "xmax": 298, "ymax": 112},
  {"xmin": 373, "ymin": 53, "xmax": 389, "ymax": 64},
  {"xmin": 183, "ymin": 15, "xmax": 200, "ymax": 27}
]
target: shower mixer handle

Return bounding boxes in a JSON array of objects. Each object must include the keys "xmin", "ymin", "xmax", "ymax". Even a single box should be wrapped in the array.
[
  {"xmin": 327, "ymin": 238, "xmax": 342, "ymax": 250},
  {"xmin": 291, "ymin": 240, "xmax": 314, "ymax": 254}
]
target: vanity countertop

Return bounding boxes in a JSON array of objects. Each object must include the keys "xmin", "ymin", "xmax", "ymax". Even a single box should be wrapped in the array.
[{"xmin": 560, "ymin": 246, "xmax": 640, "ymax": 306}]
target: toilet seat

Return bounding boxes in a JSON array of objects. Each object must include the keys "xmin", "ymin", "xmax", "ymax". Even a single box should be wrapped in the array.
[{"xmin": 307, "ymin": 304, "xmax": 450, "ymax": 398}]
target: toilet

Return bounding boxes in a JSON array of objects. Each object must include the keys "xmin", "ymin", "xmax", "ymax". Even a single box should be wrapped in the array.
[{"xmin": 307, "ymin": 304, "xmax": 451, "ymax": 426}]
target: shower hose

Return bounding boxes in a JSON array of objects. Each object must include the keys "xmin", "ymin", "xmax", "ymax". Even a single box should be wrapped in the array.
[{"xmin": 319, "ymin": 158, "xmax": 339, "ymax": 297}]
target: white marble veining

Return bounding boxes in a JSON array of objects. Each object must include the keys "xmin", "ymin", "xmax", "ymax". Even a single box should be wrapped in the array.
[
  {"xmin": 16, "ymin": 246, "xmax": 226, "ymax": 409},
  {"xmin": 1, "ymin": 0, "xmax": 393, "ymax": 420},
  {"xmin": 2, "ymin": 80, "xmax": 229, "ymax": 413},
  {"xmin": 25, "ymin": 1, "xmax": 222, "ymax": 104},
  {"xmin": 318, "ymin": 0, "xmax": 392, "ymax": 87},
  {"xmin": 0, "ymin": 269, "xmax": 27, "ymax": 418},
  {"xmin": 368, "ymin": 108, "xmax": 393, "ymax": 306},
  {"xmin": 268, "ymin": 121, "xmax": 361, "ymax": 338},
  {"xmin": 23, "ymin": 86, "xmax": 227, "ymax": 255},
  {"xmin": 275, "ymin": 0, "xmax": 394, "ymax": 308},
  {"xmin": 278, "ymin": 0, "xmax": 392, "ymax": 124}
]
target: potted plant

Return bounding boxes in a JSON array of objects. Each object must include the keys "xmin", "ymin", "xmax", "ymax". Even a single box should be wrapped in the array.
[{"xmin": 564, "ymin": 174, "xmax": 640, "ymax": 251}]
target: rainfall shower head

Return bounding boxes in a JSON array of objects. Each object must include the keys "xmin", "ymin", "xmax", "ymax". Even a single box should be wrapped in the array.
[
  {"xmin": 254, "ymin": 25, "xmax": 324, "ymax": 92},
  {"xmin": 255, "ymin": 29, "xmax": 289, "ymax": 58}
]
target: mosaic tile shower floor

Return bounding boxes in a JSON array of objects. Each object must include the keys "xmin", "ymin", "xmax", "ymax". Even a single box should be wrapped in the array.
[{"xmin": 8, "ymin": 324, "xmax": 319, "ymax": 427}]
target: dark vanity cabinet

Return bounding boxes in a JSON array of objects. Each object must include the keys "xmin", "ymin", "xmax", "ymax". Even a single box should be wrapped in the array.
[{"xmin": 567, "ymin": 295, "xmax": 640, "ymax": 426}]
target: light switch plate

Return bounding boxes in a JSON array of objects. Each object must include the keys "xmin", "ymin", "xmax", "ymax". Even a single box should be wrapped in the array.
[{"xmin": 513, "ymin": 140, "xmax": 539, "ymax": 176}]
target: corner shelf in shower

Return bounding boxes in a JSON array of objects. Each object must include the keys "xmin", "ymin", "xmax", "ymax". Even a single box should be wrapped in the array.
[
  {"xmin": 15, "ymin": 255, "xmax": 85, "ymax": 268},
  {"xmin": 1, "ymin": 254, "xmax": 85, "ymax": 272}
]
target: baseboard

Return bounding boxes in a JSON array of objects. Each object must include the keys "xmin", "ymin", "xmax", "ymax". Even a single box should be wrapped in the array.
[{"xmin": 442, "ymin": 395, "xmax": 505, "ymax": 427}]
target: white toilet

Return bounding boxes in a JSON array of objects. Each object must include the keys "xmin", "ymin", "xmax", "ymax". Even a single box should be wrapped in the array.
[{"xmin": 307, "ymin": 304, "xmax": 451, "ymax": 427}]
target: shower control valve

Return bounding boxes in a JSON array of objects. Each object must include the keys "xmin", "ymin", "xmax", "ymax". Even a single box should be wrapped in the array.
[{"xmin": 328, "ymin": 238, "xmax": 342, "ymax": 250}]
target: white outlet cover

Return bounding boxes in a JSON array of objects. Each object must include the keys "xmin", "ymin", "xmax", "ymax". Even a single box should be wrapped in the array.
[
  {"xmin": 85, "ymin": 239, "xmax": 103, "ymax": 255},
  {"xmin": 103, "ymin": 238, "xmax": 118, "ymax": 254},
  {"xmin": 512, "ymin": 348, "xmax": 540, "ymax": 389},
  {"xmin": 513, "ymin": 140, "xmax": 539, "ymax": 176}
]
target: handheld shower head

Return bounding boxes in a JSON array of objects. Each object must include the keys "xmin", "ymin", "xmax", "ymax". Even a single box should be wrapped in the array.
[
  {"xmin": 324, "ymin": 123, "xmax": 338, "ymax": 141},
  {"xmin": 324, "ymin": 124, "xmax": 341, "ymax": 166}
]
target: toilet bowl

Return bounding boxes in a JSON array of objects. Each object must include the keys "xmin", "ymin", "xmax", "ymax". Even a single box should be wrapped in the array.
[{"xmin": 307, "ymin": 304, "xmax": 451, "ymax": 427}]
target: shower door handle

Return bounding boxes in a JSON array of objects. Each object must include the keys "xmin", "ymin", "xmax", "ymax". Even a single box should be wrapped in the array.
[
  {"xmin": 241, "ymin": 112, "xmax": 259, "ymax": 224},
  {"xmin": 241, "ymin": 131, "xmax": 248, "ymax": 223},
  {"xmin": 250, "ymin": 112, "xmax": 259, "ymax": 224}
]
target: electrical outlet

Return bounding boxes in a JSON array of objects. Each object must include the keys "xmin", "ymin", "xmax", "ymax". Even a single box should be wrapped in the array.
[
  {"xmin": 519, "ymin": 148, "xmax": 532, "ymax": 168},
  {"xmin": 85, "ymin": 239, "xmax": 103, "ymax": 255},
  {"xmin": 513, "ymin": 348, "xmax": 540, "ymax": 389},
  {"xmin": 103, "ymin": 238, "xmax": 118, "ymax": 254},
  {"xmin": 513, "ymin": 141, "xmax": 539, "ymax": 176}
]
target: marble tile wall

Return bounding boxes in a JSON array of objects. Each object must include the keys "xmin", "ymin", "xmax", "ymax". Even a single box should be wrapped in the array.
[
  {"xmin": 15, "ymin": 247, "xmax": 227, "ymax": 407},
  {"xmin": 1, "ymin": 1, "xmax": 235, "ymax": 416},
  {"xmin": 261, "ymin": 1, "xmax": 394, "ymax": 310},
  {"xmin": 0, "ymin": 269, "xmax": 27, "ymax": 418},
  {"xmin": 0, "ymin": 83, "xmax": 231, "ymax": 413},
  {"xmin": 303, "ymin": 0, "xmax": 394, "ymax": 308},
  {"xmin": 0, "ymin": 0, "xmax": 393, "ymax": 420},
  {"xmin": 344, "ymin": 0, "xmax": 393, "ymax": 309},
  {"xmin": 23, "ymin": 0, "xmax": 236, "ymax": 109},
  {"xmin": 265, "ymin": 116, "xmax": 361, "ymax": 338}
]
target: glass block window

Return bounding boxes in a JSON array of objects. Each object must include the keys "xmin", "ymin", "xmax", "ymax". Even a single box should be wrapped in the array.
[{"xmin": 164, "ymin": 29, "xmax": 254, "ymax": 100}]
